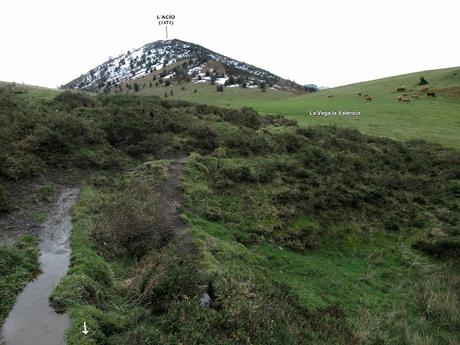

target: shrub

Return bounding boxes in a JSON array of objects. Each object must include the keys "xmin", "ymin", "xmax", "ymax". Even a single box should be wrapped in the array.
[
  {"xmin": 54, "ymin": 91, "xmax": 95, "ymax": 110},
  {"xmin": 223, "ymin": 107, "xmax": 263, "ymax": 129},
  {"xmin": 223, "ymin": 128, "xmax": 268, "ymax": 155},
  {"xmin": 216, "ymin": 84, "xmax": 224, "ymax": 92},
  {"xmin": 413, "ymin": 237, "xmax": 460, "ymax": 259},
  {"xmin": 126, "ymin": 246, "xmax": 203, "ymax": 314},
  {"xmin": 186, "ymin": 124, "xmax": 220, "ymax": 152},
  {"xmin": 92, "ymin": 181, "xmax": 173, "ymax": 259},
  {"xmin": 418, "ymin": 77, "xmax": 429, "ymax": 85}
]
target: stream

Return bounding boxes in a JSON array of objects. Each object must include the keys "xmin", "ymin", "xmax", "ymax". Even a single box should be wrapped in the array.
[{"xmin": 1, "ymin": 187, "xmax": 79, "ymax": 345}]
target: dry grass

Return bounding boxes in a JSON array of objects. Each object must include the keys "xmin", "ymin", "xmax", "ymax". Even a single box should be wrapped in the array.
[{"xmin": 92, "ymin": 181, "xmax": 173, "ymax": 259}]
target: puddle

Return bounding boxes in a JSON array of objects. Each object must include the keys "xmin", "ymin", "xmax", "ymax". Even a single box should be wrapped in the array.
[{"xmin": 1, "ymin": 188, "xmax": 79, "ymax": 345}]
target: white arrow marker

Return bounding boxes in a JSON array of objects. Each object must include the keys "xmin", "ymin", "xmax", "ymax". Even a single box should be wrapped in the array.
[{"xmin": 82, "ymin": 322, "xmax": 89, "ymax": 335}]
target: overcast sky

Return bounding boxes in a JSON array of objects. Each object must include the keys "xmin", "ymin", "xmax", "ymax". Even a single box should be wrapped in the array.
[{"xmin": 0, "ymin": 0, "xmax": 458, "ymax": 88}]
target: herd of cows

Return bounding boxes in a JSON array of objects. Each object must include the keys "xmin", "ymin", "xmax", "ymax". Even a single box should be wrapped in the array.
[
  {"xmin": 354, "ymin": 86, "xmax": 436, "ymax": 102},
  {"xmin": 395, "ymin": 85, "xmax": 436, "ymax": 102},
  {"xmin": 327, "ymin": 86, "xmax": 437, "ymax": 103}
]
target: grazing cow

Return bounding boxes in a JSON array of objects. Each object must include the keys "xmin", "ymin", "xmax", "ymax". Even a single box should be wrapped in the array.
[
  {"xmin": 397, "ymin": 86, "xmax": 406, "ymax": 92},
  {"xmin": 427, "ymin": 91, "xmax": 436, "ymax": 97},
  {"xmin": 420, "ymin": 86, "xmax": 429, "ymax": 92},
  {"xmin": 411, "ymin": 94, "xmax": 419, "ymax": 99},
  {"xmin": 365, "ymin": 96, "xmax": 372, "ymax": 101},
  {"xmin": 398, "ymin": 96, "xmax": 402, "ymax": 102},
  {"xmin": 401, "ymin": 93, "xmax": 408, "ymax": 97},
  {"xmin": 358, "ymin": 92, "xmax": 362, "ymax": 96},
  {"xmin": 401, "ymin": 98, "xmax": 411, "ymax": 103},
  {"xmin": 328, "ymin": 95, "xmax": 333, "ymax": 98}
]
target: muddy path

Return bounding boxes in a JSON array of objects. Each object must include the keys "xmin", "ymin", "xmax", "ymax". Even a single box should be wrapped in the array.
[
  {"xmin": 158, "ymin": 156, "xmax": 196, "ymax": 254},
  {"xmin": 1, "ymin": 187, "xmax": 79, "ymax": 345}
]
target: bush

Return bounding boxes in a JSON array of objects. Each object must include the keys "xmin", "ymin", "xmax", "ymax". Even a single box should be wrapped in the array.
[
  {"xmin": 223, "ymin": 128, "xmax": 268, "ymax": 155},
  {"xmin": 418, "ymin": 77, "xmax": 429, "ymax": 85},
  {"xmin": 413, "ymin": 237, "xmax": 460, "ymax": 259},
  {"xmin": 126, "ymin": 246, "xmax": 203, "ymax": 314},
  {"xmin": 216, "ymin": 84, "xmax": 224, "ymax": 92},
  {"xmin": 92, "ymin": 181, "xmax": 173, "ymax": 259},
  {"xmin": 54, "ymin": 91, "xmax": 95, "ymax": 110},
  {"xmin": 223, "ymin": 107, "xmax": 263, "ymax": 129},
  {"xmin": 186, "ymin": 124, "xmax": 220, "ymax": 152}
]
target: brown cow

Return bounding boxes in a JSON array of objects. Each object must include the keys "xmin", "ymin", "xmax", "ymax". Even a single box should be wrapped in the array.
[
  {"xmin": 420, "ymin": 86, "xmax": 429, "ymax": 92},
  {"xmin": 365, "ymin": 96, "xmax": 372, "ymax": 101},
  {"xmin": 397, "ymin": 86, "xmax": 406, "ymax": 92},
  {"xmin": 328, "ymin": 95, "xmax": 333, "ymax": 98},
  {"xmin": 427, "ymin": 91, "xmax": 436, "ymax": 97}
]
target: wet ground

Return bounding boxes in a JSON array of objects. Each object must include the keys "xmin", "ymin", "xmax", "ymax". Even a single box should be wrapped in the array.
[{"xmin": 1, "ymin": 188, "xmax": 79, "ymax": 345}]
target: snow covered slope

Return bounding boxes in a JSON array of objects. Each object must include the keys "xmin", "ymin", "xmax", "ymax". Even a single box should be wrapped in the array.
[{"xmin": 63, "ymin": 39, "xmax": 301, "ymax": 91}]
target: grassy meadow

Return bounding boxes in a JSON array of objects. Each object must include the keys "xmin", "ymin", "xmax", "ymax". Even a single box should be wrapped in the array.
[{"xmin": 130, "ymin": 66, "xmax": 460, "ymax": 150}]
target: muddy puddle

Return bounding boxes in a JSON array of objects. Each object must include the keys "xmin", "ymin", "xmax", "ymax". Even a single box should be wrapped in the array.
[{"xmin": 1, "ymin": 187, "xmax": 79, "ymax": 345}]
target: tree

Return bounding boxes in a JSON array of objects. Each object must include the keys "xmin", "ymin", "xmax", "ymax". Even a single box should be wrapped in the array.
[
  {"xmin": 259, "ymin": 81, "xmax": 266, "ymax": 92},
  {"xmin": 170, "ymin": 89, "xmax": 174, "ymax": 96},
  {"xmin": 194, "ymin": 89, "xmax": 198, "ymax": 93},
  {"xmin": 418, "ymin": 77, "xmax": 429, "ymax": 85},
  {"xmin": 216, "ymin": 84, "xmax": 224, "ymax": 92},
  {"xmin": 164, "ymin": 92, "xmax": 168, "ymax": 98},
  {"xmin": 133, "ymin": 83, "xmax": 140, "ymax": 92},
  {"xmin": 165, "ymin": 80, "xmax": 171, "ymax": 87}
]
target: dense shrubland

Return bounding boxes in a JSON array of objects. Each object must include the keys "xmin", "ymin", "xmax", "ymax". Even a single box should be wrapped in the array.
[{"xmin": 1, "ymin": 84, "xmax": 459, "ymax": 344}]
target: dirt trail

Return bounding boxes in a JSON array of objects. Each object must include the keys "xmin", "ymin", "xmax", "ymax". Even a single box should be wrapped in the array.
[
  {"xmin": 1, "ymin": 187, "xmax": 79, "ymax": 345},
  {"xmin": 157, "ymin": 156, "xmax": 195, "ymax": 253}
]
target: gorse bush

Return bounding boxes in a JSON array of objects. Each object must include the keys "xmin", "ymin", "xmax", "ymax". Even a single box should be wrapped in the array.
[
  {"xmin": 92, "ymin": 181, "xmax": 173, "ymax": 259},
  {"xmin": 223, "ymin": 107, "xmax": 263, "ymax": 129},
  {"xmin": 126, "ymin": 245, "xmax": 203, "ymax": 314},
  {"xmin": 53, "ymin": 90, "xmax": 95, "ymax": 110}
]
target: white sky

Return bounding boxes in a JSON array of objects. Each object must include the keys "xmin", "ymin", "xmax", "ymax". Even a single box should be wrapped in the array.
[{"xmin": 0, "ymin": 0, "xmax": 459, "ymax": 88}]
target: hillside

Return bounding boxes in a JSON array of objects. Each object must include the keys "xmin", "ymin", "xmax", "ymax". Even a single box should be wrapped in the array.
[
  {"xmin": 0, "ymin": 82, "xmax": 459, "ymax": 344},
  {"xmin": 129, "ymin": 66, "xmax": 460, "ymax": 150},
  {"xmin": 63, "ymin": 39, "xmax": 302, "ymax": 92}
]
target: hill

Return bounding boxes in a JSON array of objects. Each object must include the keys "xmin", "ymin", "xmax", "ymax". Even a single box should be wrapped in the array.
[
  {"xmin": 0, "ymin": 82, "xmax": 459, "ymax": 344},
  {"xmin": 126, "ymin": 66, "xmax": 460, "ymax": 150},
  {"xmin": 63, "ymin": 39, "xmax": 302, "ymax": 92}
]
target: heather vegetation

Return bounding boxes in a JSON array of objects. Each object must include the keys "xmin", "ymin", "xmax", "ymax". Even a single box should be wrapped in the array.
[{"xmin": 0, "ymin": 83, "xmax": 459, "ymax": 344}]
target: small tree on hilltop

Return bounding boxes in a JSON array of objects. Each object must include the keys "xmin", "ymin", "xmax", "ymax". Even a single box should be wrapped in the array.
[
  {"xmin": 216, "ymin": 84, "xmax": 224, "ymax": 92},
  {"xmin": 133, "ymin": 83, "xmax": 140, "ymax": 92},
  {"xmin": 418, "ymin": 77, "xmax": 429, "ymax": 85},
  {"xmin": 259, "ymin": 81, "xmax": 266, "ymax": 92}
]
